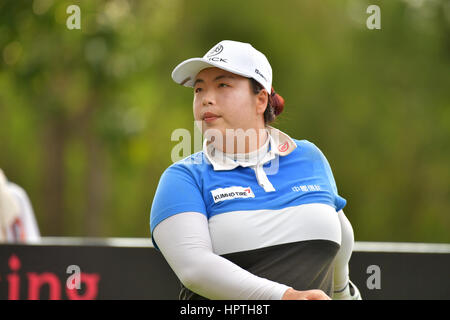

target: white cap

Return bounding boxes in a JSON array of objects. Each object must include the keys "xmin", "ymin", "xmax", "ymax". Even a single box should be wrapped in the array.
[{"xmin": 171, "ymin": 40, "xmax": 273, "ymax": 93}]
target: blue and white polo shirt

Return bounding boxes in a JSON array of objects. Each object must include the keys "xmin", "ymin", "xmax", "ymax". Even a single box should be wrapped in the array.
[{"xmin": 150, "ymin": 126, "xmax": 347, "ymax": 299}]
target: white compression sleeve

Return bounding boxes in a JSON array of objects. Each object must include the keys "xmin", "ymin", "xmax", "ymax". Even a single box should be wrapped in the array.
[
  {"xmin": 333, "ymin": 209, "xmax": 355, "ymax": 291},
  {"xmin": 153, "ymin": 212, "xmax": 291, "ymax": 300}
]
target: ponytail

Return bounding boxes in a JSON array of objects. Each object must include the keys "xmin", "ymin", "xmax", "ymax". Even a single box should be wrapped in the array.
[
  {"xmin": 249, "ymin": 78, "xmax": 285, "ymax": 125},
  {"xmin": 269, "ymin": 87, "xmax": 285, "ymax": 116}
]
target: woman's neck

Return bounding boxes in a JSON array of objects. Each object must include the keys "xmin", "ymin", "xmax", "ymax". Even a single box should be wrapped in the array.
[{"xmin": 214, "ymin": 127, "xmax": 269, "ymax": 155}]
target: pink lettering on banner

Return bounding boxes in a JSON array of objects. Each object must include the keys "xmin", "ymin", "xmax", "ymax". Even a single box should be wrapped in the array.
[
  {"xmin": 7, "ymin": 254, "xmax": 21, "ymax": 300},
  {"xmin": 27, "ymin": 273, "xmax": 61, "ymax": 300},
  {"xmin": 66, "ymin": 273, "xmax": 100, "ymax": 300},
  {"xmin": 2, "ymin": 254, "xmax": 100, "ymax": 300}
]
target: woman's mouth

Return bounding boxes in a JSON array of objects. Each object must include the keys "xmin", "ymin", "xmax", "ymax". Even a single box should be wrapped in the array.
[
  {"xmin": 204, "ymin": 116, "xmax": 220, "ymax": 123},
  {"xmin": 203, "ymin": 112, "xmax": 221, "ymax": 123}
]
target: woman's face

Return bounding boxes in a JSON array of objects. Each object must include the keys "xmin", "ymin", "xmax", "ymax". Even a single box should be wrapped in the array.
[{"xmin": 193, "ymin": 67, "xmax": 267, "ymax": 143}]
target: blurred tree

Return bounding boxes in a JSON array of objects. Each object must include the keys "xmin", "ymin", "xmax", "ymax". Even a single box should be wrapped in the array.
[{"xmin": 0, "ymin": 0, "xmax": 448, "ymax": 242}]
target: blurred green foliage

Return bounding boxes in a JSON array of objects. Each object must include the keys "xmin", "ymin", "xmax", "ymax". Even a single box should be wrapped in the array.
[{"xmin": 0, "ymin": 0, "xmax": 449, "ymax": 242}]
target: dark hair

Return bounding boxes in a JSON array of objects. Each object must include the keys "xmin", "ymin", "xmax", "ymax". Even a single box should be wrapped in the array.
[{"xmin": 249, "ymin": 78, "xmax": 285, "ymax": 125}]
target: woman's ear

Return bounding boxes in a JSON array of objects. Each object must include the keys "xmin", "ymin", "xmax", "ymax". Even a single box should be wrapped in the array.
[{"xmin": 255, "ymin": 89, "xmax": 268, "ymax": 115}]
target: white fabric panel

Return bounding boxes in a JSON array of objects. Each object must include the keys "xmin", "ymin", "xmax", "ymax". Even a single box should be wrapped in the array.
[
  {"xmin": 209, "ymin": 203, "xmax": 342, "ymax": 255},
  {"xmin": 153, "ymin": 212, "xmax": 291, "ymax": 300}
]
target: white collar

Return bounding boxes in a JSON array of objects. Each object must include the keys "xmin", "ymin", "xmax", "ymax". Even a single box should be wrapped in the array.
[
  {"xmin": 203, "ymin": 126, "xmax": 297, "ymax": 171},
  {"xmin": 218, "ymin": 132, "xmax": 270, "ymax": 167}
]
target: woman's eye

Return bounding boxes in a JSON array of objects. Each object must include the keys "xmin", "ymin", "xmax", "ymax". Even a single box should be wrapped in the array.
[
  {"xmin": 194, "ymin": 87, "xmax": 202, "ymax": 93},
  {"xmin": 219, "ymin": 83, "xmax": 229, "ymax": 88}
]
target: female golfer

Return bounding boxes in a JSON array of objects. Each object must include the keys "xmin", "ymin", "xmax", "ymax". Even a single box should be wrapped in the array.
[{"xmin": 150, "ymin": 40, "xmax": 361, "ymax": 300}]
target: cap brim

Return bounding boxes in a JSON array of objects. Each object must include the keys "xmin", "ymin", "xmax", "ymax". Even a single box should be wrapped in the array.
[
  {"xmin": 171, "ymin": 58, "xmax": 214, "ymax": 88},
  {"xmin": 171, "ymin": 58, "xmax": 253, "ymax": 88}
]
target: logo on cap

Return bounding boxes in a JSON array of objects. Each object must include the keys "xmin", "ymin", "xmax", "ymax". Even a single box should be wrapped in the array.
[
  {"xmin": 207, "ymin": 44, "xmax": 223, "ymax": 57},
  {"xmin": 255, "ymin": 69, "xmax": 267, "ymax": 82}
]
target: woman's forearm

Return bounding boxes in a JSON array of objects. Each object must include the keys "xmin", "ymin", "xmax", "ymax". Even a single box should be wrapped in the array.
[{"xmin": 153, "ymin": 211, "xmax": 291, "ymax": 300}]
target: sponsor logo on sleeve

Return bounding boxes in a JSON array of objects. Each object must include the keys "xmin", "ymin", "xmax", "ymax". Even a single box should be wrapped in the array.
[{"xmin": 292, "ymin": 185, "xmax": 321, "ymax": 192}]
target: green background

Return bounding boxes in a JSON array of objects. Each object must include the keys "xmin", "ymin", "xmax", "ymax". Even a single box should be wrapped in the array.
[{"xmin": 0, "ymin": 0, "xmax": 449, "ymax": 242}]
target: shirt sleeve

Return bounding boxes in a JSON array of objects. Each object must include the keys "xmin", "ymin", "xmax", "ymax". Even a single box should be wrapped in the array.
[
  {"xmin": 153, "ymin": 211, "xmax": 291, "ymax": 300},
  {"xmin": 333, "ymin": 209, "xmax": 354, "ymax": 292},
  {"xmin": 309, "ymin": 142, "xmax": 347, "ymax": 212},
  {"xmin": 150, "ymin": 163, "xmax": 207, "ymax": 249}
]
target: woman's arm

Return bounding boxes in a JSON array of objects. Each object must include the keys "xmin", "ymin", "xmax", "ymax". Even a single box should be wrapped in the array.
[
  {"xmin": 153, "ymin": 211, "xmax": 292, "ymax": 299},
  {"xmin": 332, "ymin": 210, "xmax": 362, "ymax": 299},
  {"xmin": 154, "ymin": 212, "xmax": 331, "ymax": 300},
  {"xmin": 333, "ymin": 209, "xmax": 354, "ymax": 291}
]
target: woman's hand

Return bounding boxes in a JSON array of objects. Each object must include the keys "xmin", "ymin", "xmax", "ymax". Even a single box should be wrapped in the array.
[{"xmin": 282, "ymin": 288, "xmax": 332, "ymax": 300}]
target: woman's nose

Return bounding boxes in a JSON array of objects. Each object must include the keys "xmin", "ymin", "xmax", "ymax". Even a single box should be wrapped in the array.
[{"xmin": 202, "ymin": 91, "xmax": 215, "ymax": 106}]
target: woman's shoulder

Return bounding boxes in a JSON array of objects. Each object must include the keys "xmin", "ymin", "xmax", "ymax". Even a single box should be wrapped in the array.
[
  {"xmin": 171, "ymin": 150, "xmax": 206, "ymax": 166},
  {"xmin": 162, "ymin": 150, "xmax": 209, "ymax": 177},
  {"xmin": 290, "ymin": 138, "xmax": 334, "ymax": 167},
  {"xmin": 292, "ymin": 138, "xmax": 322, "ymax": 154}
]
